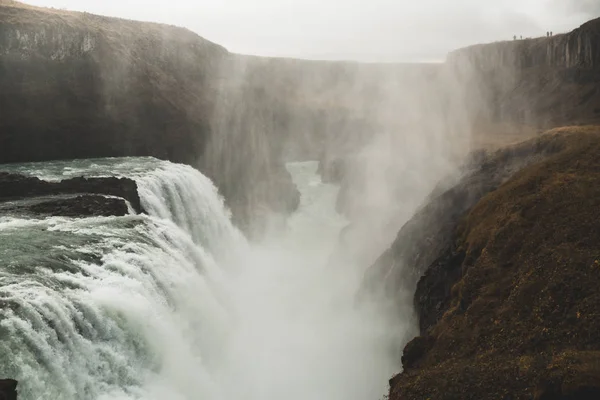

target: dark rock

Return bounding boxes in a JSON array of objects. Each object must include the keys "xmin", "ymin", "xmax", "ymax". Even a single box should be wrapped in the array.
[
  {"xmin": 401, "ymin": 335, "xmax": 434, "ymax": 370},
  {"xmin": 0, "ymin": 172, "xmax": 142, "ymax": 217},
  {"xmin": 27, "ymin": 194, "xmax": 129, "ymax": 217},
  {"xmin": 317, "ymin": 156, "xmax": 346, "ymax": 184},
  {"xmin": 535, "ymin": 381, "xmax": 600, "ymax": 400},
  {"xmin": 415, "ymin": 248, "xmax": 465, "ymax": 333},
  {"xmin": 361, "ymin": 133, "xmax": 564, "ymax": 331},
  {"xmin": 0, "ymin": 379, "xmax": 17, "ymax": 400},
  {"xmin": 385, "ymin": 127, "xmax": 600, "ymax": 399}
]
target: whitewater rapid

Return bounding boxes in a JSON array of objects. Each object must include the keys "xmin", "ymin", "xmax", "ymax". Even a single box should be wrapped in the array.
[{"xmin": 0, "ymin": 158, "xmax": 403, "ymax": 400}]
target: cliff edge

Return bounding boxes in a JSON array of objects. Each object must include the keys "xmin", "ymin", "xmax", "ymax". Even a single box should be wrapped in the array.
[
  {"xmin": 0, "ymin": 0, "xmax": 300, "ymax": 233},
  {"xmin": 447, "ymin": 17, "xmax": 600, "ymax": 130},
  {"xmin": 368, "ymin": 126, "xmax": 600, "ymax": 399}
]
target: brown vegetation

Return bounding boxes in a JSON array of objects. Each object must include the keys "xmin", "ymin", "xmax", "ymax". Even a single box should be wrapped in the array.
[{"xmin": 389, "ymin": 126, "xmax": 600, "ymax": 399}]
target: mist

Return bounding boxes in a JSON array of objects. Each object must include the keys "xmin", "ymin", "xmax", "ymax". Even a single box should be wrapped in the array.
[
  {"xmin": 196, "ymin": 23, "xmax": 479, "ymax": 400},
  {"xmin": 1, "ymin": 0, "xmax": 594, "ymax": 399}
]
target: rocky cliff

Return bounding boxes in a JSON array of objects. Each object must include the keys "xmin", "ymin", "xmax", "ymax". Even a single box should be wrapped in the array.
[
  {"xmin": 0, "ymin": 0, "xmax": 301, "ymax": 233},
  {"xmin": 0, "ymin": 1, "xmax": 225, "ymax": 163},
  {"xmin": 0, "ymin": 1, "xmax": 445, "ymax": 234},
  {"xmin": 369, "ymin": 126, "xmax": 600, "ymax": 399},
  {"xmin": 343, "ymin": 17, "xmax": 600, "ymax": 272},
  {"xmin": 317, "ymin": 18, "xmax": 600, "ymax": 226},
  {"xmin": 448, "ymin": 17, "xmax": 600, "ymax": 71},
  {"xmin": 357, "ymin": 16, "xmax": 600, "ymax": 400},
  {"xmin": 447, "ymin": 17, "xmax": 600, "ymax": 130}
]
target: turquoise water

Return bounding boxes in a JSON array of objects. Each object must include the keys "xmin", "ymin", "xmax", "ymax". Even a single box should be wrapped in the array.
[{"xmin": 0, "ymin": 158, "xmax": 400, "ymax": 400}]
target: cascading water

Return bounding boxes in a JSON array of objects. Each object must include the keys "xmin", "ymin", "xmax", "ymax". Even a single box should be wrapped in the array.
[{"xmin": 0, "ymin": 158, "xmax": 405, "ymax": 400}]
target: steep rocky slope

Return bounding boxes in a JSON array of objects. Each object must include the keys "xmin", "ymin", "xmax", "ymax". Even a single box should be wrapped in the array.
[
  {"xmin": 366, "ymin": 126, "xmax": 600, "ymax": 399},
  {"xmin": 0, "ymin": 1, "xmax": 444, "ymax": 233},
  {"xmin": 0, "ymin": 1, "xmax": 225, "ymax": 163},
  {"xmin": 2, "ymin": 2, "xmax": 599, "ymax": 234},
  {"xmin": 0, "ymin": 0, "xmax": 300, "ymax": 232}
]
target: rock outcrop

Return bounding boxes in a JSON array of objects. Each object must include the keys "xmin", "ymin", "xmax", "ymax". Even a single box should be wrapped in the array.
[
  {"xmin": 0, "ymin": 172, "xmax": 142, "ymax": 216},
  {"xmin": 368, "ymin": 126, "xmax": 600, "ymax": 399},
  {"xmin": 2, "ymin": 194, "xmax": 130, "ymax": 218},
  {"xmin": 0, "ymin": 379, "xmax": 17, "ymax": 400}
]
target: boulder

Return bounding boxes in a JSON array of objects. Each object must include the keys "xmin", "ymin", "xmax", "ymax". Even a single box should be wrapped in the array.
[{"xmin": 0, "ymin": 379, "xmax": 17, "ymax": 400}]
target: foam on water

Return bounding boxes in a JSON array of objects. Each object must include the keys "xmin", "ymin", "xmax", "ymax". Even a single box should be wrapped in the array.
[{"xmin": 0, "ymin": 158, "xmax": 403, "ymax": 400}]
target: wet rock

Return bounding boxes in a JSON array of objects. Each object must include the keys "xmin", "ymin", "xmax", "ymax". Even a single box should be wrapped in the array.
[
  {"xmin": 0, "ymin": 172, "xmax": 143, "ymax": 214},
  {"xmin": 0, "ymin": 172, "xmax": 143, "ymax": 217},
  {"xmin": 27, "ymin": 194, "xmax": 130, "ymax": 217},
  {"xmin": 0, "ymin": 379, "xmax": 17, "ymax": 400}
]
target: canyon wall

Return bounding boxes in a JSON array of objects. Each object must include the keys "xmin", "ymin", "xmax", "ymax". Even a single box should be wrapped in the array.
[
  {"xmin": 0, "ymin": 1, "xmax": 444, "ymax": 234},
  {"xmin": 0, "ymin": 1, "xmax": 298, "ymax": 232},
  {"xmin": 361, "ymin": 16, "xmax": 600, "ymax": 400},
  {"xmin": 448, "ymin": 17, "xmax": 600, "ymax": 71},
  {"xmin": 446, "ymin": 17, "xmax": 600, "ymax": 131},
  {"xmin": 2, "ymin": 1, "xmax": 598, "ymax": 238}
]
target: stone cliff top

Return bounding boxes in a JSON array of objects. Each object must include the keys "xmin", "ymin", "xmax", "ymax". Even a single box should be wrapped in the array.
[
  {"xmin": 0, "ymin": 0, "xmax": 225, "ymax": 50},
  {"xmin": 447, "ymin": 17, "xmax": 600, "ymax": 70}
]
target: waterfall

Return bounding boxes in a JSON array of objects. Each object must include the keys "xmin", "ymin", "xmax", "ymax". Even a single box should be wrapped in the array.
[
  {"xmin": 134, "ymin": 161, "xmax": 247, "ymax": 260},
  {"xmin": 0, "ymin": 158, "xmax": 245, "ymax": 400},
  {"xmin": 0, "ymin": 158, "xmax": 403, "ymax": 400}
]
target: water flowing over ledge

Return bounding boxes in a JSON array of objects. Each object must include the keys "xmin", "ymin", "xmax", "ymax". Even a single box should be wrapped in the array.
[
  {"xmin": 0, "ymin": 157, "xmax": 246, "ymax": 399},
  {"xmin": 0, "ymin": 158, "xmax": 401, "ymax": 400}
]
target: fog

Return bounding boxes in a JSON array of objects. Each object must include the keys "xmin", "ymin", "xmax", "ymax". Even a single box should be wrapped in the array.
[{"xmin": 2, "ymin": 0, "xmax": 594, "ymax": 399}]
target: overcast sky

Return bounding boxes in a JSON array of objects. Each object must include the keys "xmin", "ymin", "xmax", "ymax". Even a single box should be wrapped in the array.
[{"xmin": 25, "ymin": 0, "xmax": 600, "ymax": 62}]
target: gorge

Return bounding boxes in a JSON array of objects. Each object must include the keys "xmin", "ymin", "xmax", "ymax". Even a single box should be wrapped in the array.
[{"xmin": 1, "ymin": 0, "xmax": 600, "ymax": 399}]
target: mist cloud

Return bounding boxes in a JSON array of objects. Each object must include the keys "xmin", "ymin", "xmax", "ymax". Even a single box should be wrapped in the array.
[{"xmin": 556, "ymin": 0, "xmax": 600, "ymax": 16}]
